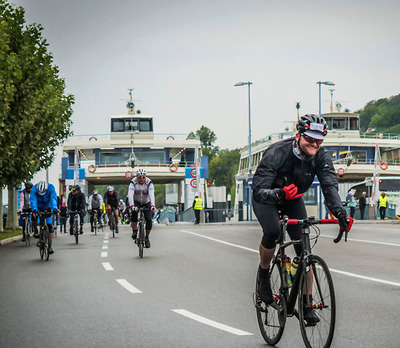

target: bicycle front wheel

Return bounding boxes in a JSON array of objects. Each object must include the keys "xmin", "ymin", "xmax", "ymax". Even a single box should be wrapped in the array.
[
  {"xmin": 43, "ymin": 226, "xmax": 50, "ymax": 261},
  {"xmin": 94, "ymin": 216, "xmax": 98, "ymax": 235},
  {"xmin": 255, "ymin": 259, "xmax": 286, "ymax": 345},
  {"xmin": 299, "ymin": 255, "xmax": 336, "ymax": 348},
  {"xmin": 138, "ymin": 221, "xmax": 144, "ymax": 258},
  {"xmin": 74, "ymin": 218, "xmax": 79, "ymax": 244}
]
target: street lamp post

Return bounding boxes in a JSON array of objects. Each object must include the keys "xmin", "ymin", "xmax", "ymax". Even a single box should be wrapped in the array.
[
  {"xmin": 235, "ymin": 81, "xmax": 253, "ymax": 221},
  {"xmin": 316, "ymin": 81, "xmax": 335, "ymax": 116}
]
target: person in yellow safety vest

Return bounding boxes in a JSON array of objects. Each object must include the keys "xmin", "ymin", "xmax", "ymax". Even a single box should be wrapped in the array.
[
  {"xmin": 192, "ymin": 194, "xmax": 203, "ymax": 225},
  {"xmin": 378, "ymin": 192, "xmax": 388, "ymax": 220}
]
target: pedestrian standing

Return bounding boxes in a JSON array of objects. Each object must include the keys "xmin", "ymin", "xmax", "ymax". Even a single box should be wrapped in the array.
[
  {"xmin": 346, "ymin": 189, "xmax": 356, "ymax": 219},
  {"xmin": 378, "ymin": 192, "xmax": 388, "ymax": 220},
  {"xmin": 192, "ymin": 194, "xmax": 203, "ymax": 224},
  {"xmin": 59, "ymin": 202, "xmax": 68, "ymax": 233},
  {"xmin": 359, "ymin": 191, "xmax": 367, "ymax": 220}
]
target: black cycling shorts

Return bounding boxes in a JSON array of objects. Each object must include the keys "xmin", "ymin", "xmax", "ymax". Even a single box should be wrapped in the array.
[
  {"xmin": 130, "ymin": 201, "xmax": 153, "ymax": 230},
  {"xmin": 252, "ymin": 197, "xmax": 307, "ymax": 255}
]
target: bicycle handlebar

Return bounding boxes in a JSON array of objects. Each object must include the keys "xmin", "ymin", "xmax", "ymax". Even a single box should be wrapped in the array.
[{"xmin": 284, "ymin": 216, "xmax": 354, "ymax": 243}]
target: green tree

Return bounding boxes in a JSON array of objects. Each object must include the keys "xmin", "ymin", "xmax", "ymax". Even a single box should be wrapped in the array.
[
  {"xmin": 188, "ymin": 125, "xmax": 220, "ymax": 161},
  {"xmin": 0, "ymin": 1, "xmax": 74, "ymax": 230}
]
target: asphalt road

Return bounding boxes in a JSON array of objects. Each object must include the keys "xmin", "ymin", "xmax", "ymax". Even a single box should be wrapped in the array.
[{"xmin": 0, "ymin": 221, "xmax": 399, "ymax": 348}]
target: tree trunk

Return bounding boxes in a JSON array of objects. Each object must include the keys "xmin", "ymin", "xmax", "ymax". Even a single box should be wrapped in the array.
[
  {"xmin": 0, "ymin": 188, "xmax": 3, "ymax": 232},
  {"xmin": 6, "ymin": 186, "xmax": 18, "ymax": 231}
]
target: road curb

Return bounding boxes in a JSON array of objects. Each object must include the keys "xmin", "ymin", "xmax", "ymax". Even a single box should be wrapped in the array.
[{"xmin": 0, "ymin": 234, "xmax": 22, "ymax": 246}]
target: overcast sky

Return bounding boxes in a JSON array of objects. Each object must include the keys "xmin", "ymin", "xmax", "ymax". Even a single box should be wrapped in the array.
[{"xmin": 10, "ymin": 0, "xmax": 400, "ymax": 150}]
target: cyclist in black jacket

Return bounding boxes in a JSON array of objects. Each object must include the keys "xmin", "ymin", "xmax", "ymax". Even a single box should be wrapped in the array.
[
  {"xmin": 252, "ymin": 114, "xmax": 350, "ymax": 324},
  {"xmin": 104, "ymin": 186, "xmax": 120, "ymax": 233},
  {"xmin": 67, "ymin": 185, "xmax": 86, "ymax": 235}
]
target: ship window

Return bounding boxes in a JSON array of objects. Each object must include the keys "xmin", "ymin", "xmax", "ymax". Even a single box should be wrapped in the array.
[
  {"xmin": 379, "ymin": 179, "xmax": 400, "ymax": 192},
  {"xmin": 350, "ymin": 118, "xmax": 359, "ymax": 130},
  {"xmin": 111, "ymin": 119, "xmax": 124, "ymax": 132},
  {"xmin": 139, "ymin": 120, "xmax": 152, "ymax": 131},
  {"xmin": 332, "ymin": 118, "xmax": 346, "ymax": 130},
  {"xmin": 326, "ymin": 150, "xmax": 337, "ymax": 161}
]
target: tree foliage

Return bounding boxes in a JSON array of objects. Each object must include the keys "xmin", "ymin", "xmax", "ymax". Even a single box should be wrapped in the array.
[
  {"xmin": 0, "ymin": 1, "xmax": 74, "ymax": 186},
  {"xmin": 188, "ymin": 125, "xmax": 220, "ymax": 161},
  {"xmin": 358, "ymin": 94, "xmax": 400, "ymax": 133}
]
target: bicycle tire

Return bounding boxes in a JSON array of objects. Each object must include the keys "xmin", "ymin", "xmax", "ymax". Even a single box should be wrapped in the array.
[
  {"xmin": 24, "ymin": 220, "xmax": 31, "ymax": 246},
  {"xmin": 299, "ymin": 255, "xmax": 336, "ymax": 348},
  {"xmin": 255, "ymin": 259, "xmax": 286, "ymax": 345},
  {"xmin": 39, "ymin": 227, "xmax": 45, "ymax": 260},
  {"xmin": 111, "ymin": 215, "xmax": 116, "ymax": 238},
  {"xmin": 138, "ymin": 220, "xmax": 144, "ymax": 258},
  {"xmin": 94, "ymin": 215, "xmax": 98, "ymax": 235},
  {"xmin": 43, "ymin": 226, "xmax": 50, "ymax": 261},
  {"xmin": 74, "ymin": 217, "xmax": 79, "ymax": 244}
]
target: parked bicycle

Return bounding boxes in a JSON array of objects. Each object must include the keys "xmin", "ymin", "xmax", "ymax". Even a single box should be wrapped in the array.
[
  {"xmin": 254, "ymin": 215, "xmax": 353, "ymax": 348},
  {"xmin": 20, "ymin": 211, "xmax": 33, "ymax": 246},
  {"xmin": 37, "ymin": 210, "xmax": 54, "ymax": 261}
]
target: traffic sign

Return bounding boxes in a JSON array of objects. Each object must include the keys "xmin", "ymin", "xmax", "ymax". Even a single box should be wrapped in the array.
[
  {"xmin": 190, "ymin": 178, "xmax": 197, "ymax": 188},
  {"xmin": 125, "ymin": 171, "xmax": 133, "ymax": 179},
  {"xmin": 190, "ymin": 168, "xmax": 197, "ymax": 178}
]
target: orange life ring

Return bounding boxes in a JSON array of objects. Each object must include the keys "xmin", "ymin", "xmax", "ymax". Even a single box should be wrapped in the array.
[
  {"xmin": 380, "ymin": 161, "xmax": 388, "ymax": 170},
  {"xmin": 169, "ymin": 163, "xmax": 178, "ymax": 172},
  {"xmin": 373, "ymin": 135, "xmax": 382, "ymax": 139},
  {"xmin": 88, "ymin": 164, "xmax": 96, "ymax": 173}
]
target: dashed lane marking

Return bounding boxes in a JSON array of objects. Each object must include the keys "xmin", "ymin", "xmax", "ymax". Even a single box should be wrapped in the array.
[
  {"xmin": 102, "ymin": 262, "xmax": 114, "ymax": 271},
  {"xmin": 116, "ymin": 279, "xmax": 142, "ymax": 294},
  {"xmin": 101, "ymin": 252, "xmax": 108, "ymax": 258},
  {"xmin": 172, "ymin": 309, "xmax": 253, "ymax": 336}
]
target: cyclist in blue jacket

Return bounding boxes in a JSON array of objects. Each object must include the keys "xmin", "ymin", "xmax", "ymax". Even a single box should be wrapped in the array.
[{"xmin": 30, "ymin": 181, "xmax": 59, "ymax": 254}]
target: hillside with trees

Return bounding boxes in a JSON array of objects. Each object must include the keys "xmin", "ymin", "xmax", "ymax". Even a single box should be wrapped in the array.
[{"xmin": 358, "ymin": 94, "xmax": 400, "ymax": 133}]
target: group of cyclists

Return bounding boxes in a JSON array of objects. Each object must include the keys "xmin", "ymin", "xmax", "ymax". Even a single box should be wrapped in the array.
[{"xmin": 18, "ymin": 168, "xmax": 157, "ymax": 254}]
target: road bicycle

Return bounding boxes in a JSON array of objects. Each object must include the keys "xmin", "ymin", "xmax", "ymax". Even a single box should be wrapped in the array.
[
  {"xmin": 108, "ymin": 209, "xmax": 117, "ymax": 238},
  {"xmin": 92, "ymin": 210, "xmax": 103, "ymax": 235},
  {"xmin": 254, "ymin": 215, "xmax": 353, "ymax": 348},
  {"xmin": 36, "ymin": 210, "xmax": 54, "ymax": 261},
  {"xmin": 20, "ymin": 211, "xmax": 33, "ymax": 246},
  {"xmin": 135, "ymin": 207, "xmax": 151, "ymax": 258},
  {"xmin": 70, "ymin": 211, "xmax": 81, "ymax": 244}
]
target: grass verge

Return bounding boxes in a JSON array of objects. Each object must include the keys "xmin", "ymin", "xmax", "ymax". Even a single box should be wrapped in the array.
[{"xmin": 0, "ymin": 229, "xmax": 21, "ymax": 241}]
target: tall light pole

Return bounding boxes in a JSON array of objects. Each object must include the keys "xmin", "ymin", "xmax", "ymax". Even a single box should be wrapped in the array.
[
  {"xmin": 317, "ymin": 81, "xmax": 335, "ymax": 116},
  {"xmin": 235, "ymin": 81, "xmax": 253, "ymax": 221}
]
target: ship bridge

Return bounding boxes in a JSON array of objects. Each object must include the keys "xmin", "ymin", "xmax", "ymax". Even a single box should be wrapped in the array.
[{"xmin": 60, "ymin": 93, "xmax": 204, "ymax": 208}]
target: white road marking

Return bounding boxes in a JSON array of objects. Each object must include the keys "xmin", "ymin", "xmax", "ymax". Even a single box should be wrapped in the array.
[
  {"xmin": 172, "ymin": 309, "xmax": 253, "ymax": 336},
  {"xmin": 330, "ymin": 268, "xmax": 400, "ymax": 287},
  {"xmin": 180, "ymin": 230, "xmax": 258, "ymax": 253},
  {"xmin": 101, "ymin": 252, "xmax": 108, "ymax": 258},
  {"xmin": 116, "ymin": 279, "xmax": 142, "ymax": 294},
  {"xmin": 321, "ymin": 234, "xmax": 400, "ymax": 247},
  {"xmin": 104, "ymin": 236, "xmax": 109, "ymax": 240},
  {"xmin": 102, "ymin": 262, "xmax": 114, "ymax": 271},
  {"xmin": 181, "ymin": 229, "xmax": 400, "ymax": 287},
  {"xmin": 102, "ymin": 245, "xmax": 108, "ymax": 250},
  {"xmin": 103, "ymin": 240, "xmax": 109, "ymax": 244}
]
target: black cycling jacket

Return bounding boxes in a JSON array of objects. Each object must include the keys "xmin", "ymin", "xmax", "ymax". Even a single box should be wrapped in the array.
[{"xmin": 252, "ymin": 137, "xmax": 346, "ymax": 217}]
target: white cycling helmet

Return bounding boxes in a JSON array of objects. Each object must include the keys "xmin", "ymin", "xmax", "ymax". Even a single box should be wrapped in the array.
[
  {"xmin": 107, "ymin": 186, "xmax": 114, "ymax": 192},
  {"xmin": 136, "ymin": 168, "xmax": 146, "ymax": 177},
  {"xmin": 37, "ymin": 181, "xmax": 48, "ymax": 195}
]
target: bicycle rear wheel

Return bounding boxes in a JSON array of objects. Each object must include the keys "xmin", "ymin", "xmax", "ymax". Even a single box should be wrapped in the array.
[
  {"xmin": 138, "ymin": 221, "xmax": 144, "ymax": 258},
  {"xmin": 39, "ymin": 228, "xmax": 45, "ymax": 260},
  {"xmin": 110, "ymin": 215, "xmax": 116, "ymax": 238},
  {"xmin": 299, "ymin": 255, "xmax": 335, "ymax": 348},
  {"xmin": 255, "ymin": 258, "xmax": 286, "ymax": 345}
]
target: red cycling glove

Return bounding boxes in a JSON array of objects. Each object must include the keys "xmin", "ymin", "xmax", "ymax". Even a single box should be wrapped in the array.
[{"xmin": 282, "ymin": 184, "xmax": 303, "ymax": 200}]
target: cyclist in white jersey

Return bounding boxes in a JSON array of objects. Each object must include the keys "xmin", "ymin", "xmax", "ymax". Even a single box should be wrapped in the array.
[{"xmin": 128, "ymin": 168, "xmax": 156, "ymax": 248}]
